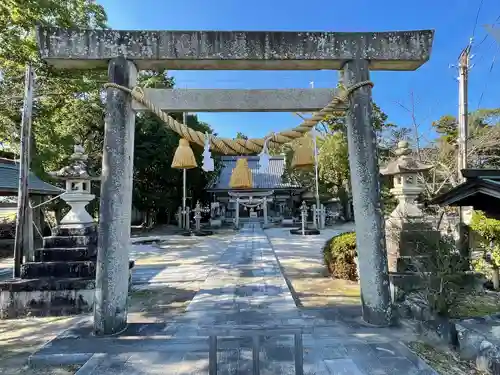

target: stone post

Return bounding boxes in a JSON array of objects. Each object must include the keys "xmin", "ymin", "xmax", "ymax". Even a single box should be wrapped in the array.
[
  {"xmin": 94, "ymin": 57, "xmax": 137, "ymax": 336},
  {"xmin": 194, "ymin": 201, "xmax": 202, "ymax": 231},
  {"xmin": 185, "ymin": 207, "xmax": 191, "ymax": 230},
  {"xmin": 312, "ymin": 204, "xmax": 317, "ymax": 228},
  {"xmin": 342, "ymin": 60, "xmax": 392, "ymax": 326},
  {"xmin": 177, "ymin": 207, "xmax": 182, "ymax": 229},
  {"xmin": 263, "ymin": 197, "xmax": 268, "ymax": 226},
  {"xmin": 235, "ymin": 198, "xmax": 240, "ymax": 229},
  {"xmin": 301, "ymin": 201, "xmax": 308, "ymax": 236}
]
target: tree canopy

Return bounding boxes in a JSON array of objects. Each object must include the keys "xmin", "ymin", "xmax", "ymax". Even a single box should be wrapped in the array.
[{"xmin": 0, "ymin": 0, "xmax": 219, "ymax": 226}]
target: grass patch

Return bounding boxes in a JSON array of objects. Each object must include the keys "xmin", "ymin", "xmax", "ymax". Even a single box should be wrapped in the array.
[
  {"xmin": 290, "ymin": 278, "xmax": 360, "ymax": 307},
  {"xmin": 450, "ymin": 293, "xmax": 500, "ymax": 318},
  {"xmin": 408, "ymin": 341, "xmax": 485, "ymax": 375}
]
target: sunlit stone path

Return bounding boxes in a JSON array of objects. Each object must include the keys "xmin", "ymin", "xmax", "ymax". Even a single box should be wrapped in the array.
[{"xmin": 33, "ymin": 224, "xmax": 438, "ymax": 375}]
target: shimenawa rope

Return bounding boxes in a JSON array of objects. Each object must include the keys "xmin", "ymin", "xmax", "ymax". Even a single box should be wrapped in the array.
[{"xmin": 103, "ymin": 81, "xmax": 373, "ymax": 155}]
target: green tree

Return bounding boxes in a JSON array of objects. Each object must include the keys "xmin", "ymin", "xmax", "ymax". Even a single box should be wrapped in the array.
[
  {"xmin": 235, "ymin": 132, "xmax": 248, "ymax": 140},
  {"xmin": 132, "ymin": 71, "xmax": 219, "ymax": 226},
  {"xmin": 0, "ymin": 0, "xmax": 108, "ymax": 177},
  {"xmin": 0, "ymin": 0, "xmax": 109, "ymax": 224},
  {"xmin": 283, "ymin": 101, "xmax": 395, "ymax": 218},
  {"xmin": 318, "ymin": 133, "xmax": 350, "ymax": 217},
  {"xmin": 432, "ymin": 109, "xmax": 500, "ymax": 145},
  {"xmin": 470, "ymin": 211, "xmax": 500, "ymax": 289}
]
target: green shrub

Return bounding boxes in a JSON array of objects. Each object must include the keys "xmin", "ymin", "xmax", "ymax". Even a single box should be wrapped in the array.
[{"xmin": 322, "ymin": 232, "xmax": 357, "ymax": 281}]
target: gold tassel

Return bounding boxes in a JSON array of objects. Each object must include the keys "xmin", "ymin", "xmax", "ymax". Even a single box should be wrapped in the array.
[
  {"xmin": 291, "ymin": 136, "xmax": 314, "ymax": 170},
  {"xmin": 171, "ymin": 138, "xmax": 198, "ymax": 169},
  {"xmin": 229, "ymin": 158, "xmax": 253, "ymax": 189}
]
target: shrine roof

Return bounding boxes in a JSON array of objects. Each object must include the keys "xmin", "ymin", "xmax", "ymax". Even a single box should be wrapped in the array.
[
  {"xmin": 0, "ymin": 158, "xmax": 64, "ymax": 196},
  {"xmin": 208, "ymin": 156, "xmax": 300, "ymax": 191},
  {"xmin": 430, "ymin": 169, "xmax": 500, "ymax": 219}
]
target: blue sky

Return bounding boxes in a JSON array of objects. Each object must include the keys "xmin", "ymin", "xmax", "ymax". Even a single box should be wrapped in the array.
[{"xmin": 98, "ymin": 0, "xmax": 500, "ymax": 141}]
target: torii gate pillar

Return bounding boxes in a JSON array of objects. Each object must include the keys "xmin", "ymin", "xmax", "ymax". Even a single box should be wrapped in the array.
[
  {"xmin": 36, "ymin": 27, "xmax": 434, "ymax": 332},
  {"xmin": 94, "ymin": 57, "xmax": 137, "ymax": 335},
  {"xmin": 343, "ymin": 60, "xmax": 391, "ymax": 325}
]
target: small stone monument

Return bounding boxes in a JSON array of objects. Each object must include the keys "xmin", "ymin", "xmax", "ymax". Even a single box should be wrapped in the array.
[
  {"xmin": 320, "ymin": 204, "xmax": 326, "ymax": 229},
  {"xmin": 49, "ymin": 145, "xmax": 100, "ymax": 227},
  {"xmin": 194, "ymin": 201, "xmax": 202, "ymax": 231},
  {"xmin": 301, "ymin": 201, "xmax": 308, "ymax": 235},
  {"xmin": 181, "ymin": 201, "xmax": 213, "ymax": 237},
  {"xmin": 176, "ymin": 206, "xmax": 183, "ymax": 229},
  {"xmin": 290, "ymin": 201, "xmax": 320, "ymax": 235}
]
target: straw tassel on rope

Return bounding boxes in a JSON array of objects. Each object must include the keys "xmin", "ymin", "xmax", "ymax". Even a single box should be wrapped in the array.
[
  {"xmin": 229, "ymin": 158, "xmax": 253, "ymax": 189},
  {"xmin": 171, "ymin": 138, "xmax": 197, "ymax": 169},
  {"xmin": 291, "ymin": 136, "xmax": 315, "ymax": 170}
]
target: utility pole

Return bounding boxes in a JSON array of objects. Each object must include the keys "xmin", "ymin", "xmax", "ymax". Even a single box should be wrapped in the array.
[
  {"xmin": 13, "ymin": 65, "xmax": 35, "ymax": 278},
  {"xmin": 457, "ymin": 46, "xmax": 470, "ymax": 183},
  {"xmin": 457, "ymin": 46, "xmax": 471, "ymax": 264}
]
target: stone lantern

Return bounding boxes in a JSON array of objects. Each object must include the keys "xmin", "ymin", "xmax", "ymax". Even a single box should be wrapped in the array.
[
  {"xmin": 380, "ymin": 141, "xmax": 432, "ymax": 219},
  {"xmin": 380, "ymin": 140, "xmax": 435, "ymax": 275},
  {"xmin": 49, "ymin": 144, "xmax": 100, "ymax": 228}
]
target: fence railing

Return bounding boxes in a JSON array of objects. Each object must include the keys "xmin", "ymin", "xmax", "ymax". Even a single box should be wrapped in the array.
[{"xmin": 199, "ymin": 327, "xmax": 304, "ymax": 375}]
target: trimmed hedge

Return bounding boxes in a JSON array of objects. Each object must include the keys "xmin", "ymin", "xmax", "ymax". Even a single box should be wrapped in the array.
[{"xmin": 323, "ymin": 232, "xmax": 358, "ymax": 281}]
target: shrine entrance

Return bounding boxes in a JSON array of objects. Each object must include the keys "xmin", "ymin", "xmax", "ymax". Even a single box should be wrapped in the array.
[
  {"xmin": 36, "ymin": 27, "xmax": 434, "ymax": 335},
  {"xmin": 229, "ymin": 191, "xmax": 273, "ymax": 227}
]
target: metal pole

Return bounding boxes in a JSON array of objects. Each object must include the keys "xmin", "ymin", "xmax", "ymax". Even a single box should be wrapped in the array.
[
  {"xmin": 313, "ymin": 129, "xmax": 320, "ymax": 230},
  {"xmin": 182, "ymin": 112, "xmax": 187, "ymax": 229},
  {"xmin": 14, "ymin": 65, "xmax": 34, "ymax": 278}
]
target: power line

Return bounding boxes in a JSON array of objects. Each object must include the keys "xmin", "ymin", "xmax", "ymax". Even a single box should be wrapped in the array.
[
  {"xmin": 474, "ymin": 15, "xmax": 500, "ymax": 51},
  {"xmin": 471, "ymin": 0, "xmax": 485, "ymax": 39},
  {"xmin": 477, "ymin": 48, "xmax": 498, "ymax": 108}
]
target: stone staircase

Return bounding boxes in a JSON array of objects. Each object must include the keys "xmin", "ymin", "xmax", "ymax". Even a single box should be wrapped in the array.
[{"xmin": 0, "ymin": 225, "xmax": 134, "ymax": 318}]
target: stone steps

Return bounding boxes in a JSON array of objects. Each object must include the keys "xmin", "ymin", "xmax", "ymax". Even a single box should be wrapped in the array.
[
  {"xmin": 21, "ymin": 260, "xmax": 96, "ymax": 278},
  {"xmin": 51, "ymin": 226, "xmax": 97, "ymax": 237},
  {"xmin": 0, "ymin": 276, "xmax": 95, "ymax": 291},
  {"xmin": 43, "ymin": 235, "xmax": 96, "ymax": 249},
  {"xmin": 35, "ymin": 247, "xmax": 97, "ymax": 262},
  {"xmin": 20, "ymin": 260, "xmax": 135, "ymax": 279},
  {"xmin": 0, "ymin": 277, "xmax": 95, "ymax": 319}
]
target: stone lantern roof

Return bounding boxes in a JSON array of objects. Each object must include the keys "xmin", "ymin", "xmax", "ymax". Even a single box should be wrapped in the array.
[
  {"xmin": 380, "ymin": 141, "xmax": 432, "ymax": 176},
  {"xmin": 48, "ymin": 145, "xmax": 100, "ymax": 181}
]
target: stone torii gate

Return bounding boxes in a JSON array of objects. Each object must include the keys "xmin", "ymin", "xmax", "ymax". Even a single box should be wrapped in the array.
[{"xmin": 36, "ymin": 27, "xmax": 434, "ymax": 335}]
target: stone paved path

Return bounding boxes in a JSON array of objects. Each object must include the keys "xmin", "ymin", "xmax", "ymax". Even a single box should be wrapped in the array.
[{"xmin": 33, "ymin": 224, "xmax": 438, "ymax": 374}]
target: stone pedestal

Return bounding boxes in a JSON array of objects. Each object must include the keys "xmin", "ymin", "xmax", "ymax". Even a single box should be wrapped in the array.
[
  {"xmin": 263, "ymin": 198, "xmax": 268, "ymax": 225},
  {"xmin": 235, "ymin": 198, "xmax": 240, "ymax": 229},
  {"xmin": 386, "ymin": 218, "xmax": 440, "ymax": 273},
  {"xmin": 0, "ymin": 225, "xmax": 134, "ymax": 319},
  {"xmin": 210, "ymin": 218, "xmax": 222, "ymax": 228}
]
